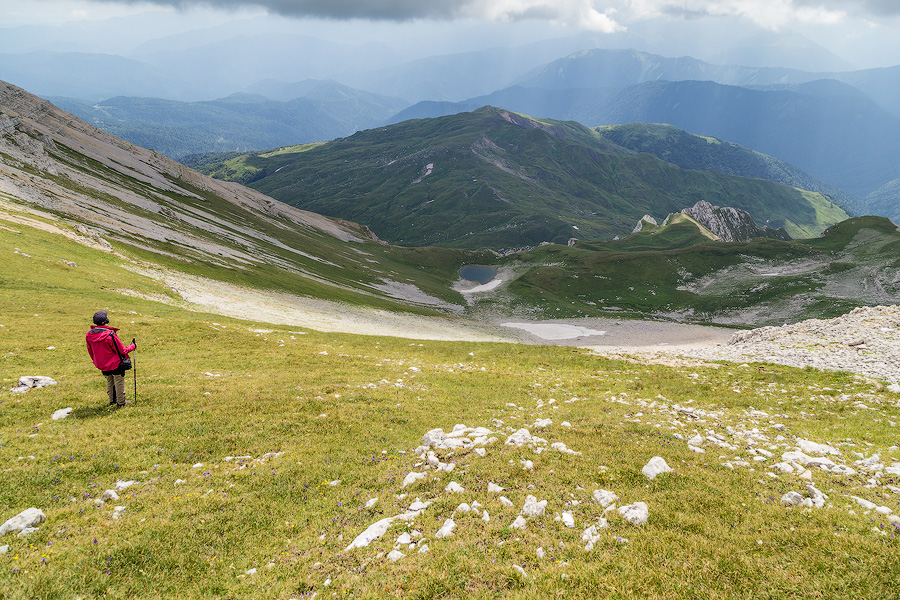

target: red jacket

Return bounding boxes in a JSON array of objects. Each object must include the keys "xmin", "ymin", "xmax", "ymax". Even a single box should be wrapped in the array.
[{"xmin": 86, "ymin": 325, "xmax": 135, "ymax": 372}]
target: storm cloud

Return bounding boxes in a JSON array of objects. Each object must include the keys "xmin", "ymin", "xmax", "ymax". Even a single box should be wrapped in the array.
[{"xmin": 72, "ymin": 0, "xmax": 900, "ymax": 28}]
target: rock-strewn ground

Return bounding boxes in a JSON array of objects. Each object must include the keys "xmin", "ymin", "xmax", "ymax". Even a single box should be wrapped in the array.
[{"xmin": 673, "ymin": 305, "xmax": 900, "ymax": 382}]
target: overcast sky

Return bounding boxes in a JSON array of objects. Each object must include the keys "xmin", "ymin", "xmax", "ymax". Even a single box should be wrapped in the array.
[{"xmin": 2, "ymin": 0, "xmax": 899, "ymax": 68}]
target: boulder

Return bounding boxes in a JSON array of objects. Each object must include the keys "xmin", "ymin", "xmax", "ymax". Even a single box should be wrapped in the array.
[
  {"xmin": 0, "ymin": 508, "xmax": 46, "ymax": 536},
  {"xmin": 505, "ymin": 428, "xmax": 532, "ymax": 446},
  {"xmin": 521, "ymin": 495, "xmax": 547, "ymax": 517},
  {"xmin": 10, "ymin": 376, "xmax": 57, "ymax": 393},
  {"xmin": 642, "ymin": 457, "xmax": 674, "ymax": 480},
  {"xmin": 434, "ymin": 518, "xmax": 456, "ymax": 539},
  {"xmin": 618, "ymin": 502, "xmax": 649, "ymax": 526},
  {"xmin": 780, "ymin": 491, "xmax": 803, "ymax": 506},
  {"xmin": 593, "ymin": 489, "xmax": 618, "ymax": 507},
  {"xmin": 51, "ymin": 407, "xmax": 73, "ymax": 420}
]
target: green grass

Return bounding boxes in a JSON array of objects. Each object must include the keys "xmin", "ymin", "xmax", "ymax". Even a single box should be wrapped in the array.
[
  {"xmin": 495, "ymin": 216, "xmax": 900, "ymax": 324},
  {"xmin": 1, "ymin": 201, "xmax": 899, "ymax": 599}
]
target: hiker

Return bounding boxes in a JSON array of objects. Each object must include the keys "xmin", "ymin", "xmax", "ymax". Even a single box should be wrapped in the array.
[{"xmin": 85, "ymin": 310, "xmax": 136, "ymax": 407}]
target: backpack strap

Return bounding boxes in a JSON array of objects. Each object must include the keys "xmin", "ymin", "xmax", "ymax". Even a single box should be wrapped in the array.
[{"xmin": 108, "ymin": 331, "xmax": 124, "ymax": 358}]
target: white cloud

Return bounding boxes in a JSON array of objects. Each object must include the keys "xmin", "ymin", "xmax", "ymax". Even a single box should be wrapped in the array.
[{"xmin": 14, "ymin": 0, "xmax": 900, "ymax": 30}]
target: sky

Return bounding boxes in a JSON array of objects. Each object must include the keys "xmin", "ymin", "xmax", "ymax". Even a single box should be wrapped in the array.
[{"xmin": 1, "ymin": 0, "xmax": 899, "ymax": 69}]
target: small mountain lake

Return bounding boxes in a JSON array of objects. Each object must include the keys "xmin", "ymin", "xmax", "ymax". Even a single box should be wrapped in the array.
[{"xmin": 458, "ymin": 265, "xmax": 497, "ymax": 284}]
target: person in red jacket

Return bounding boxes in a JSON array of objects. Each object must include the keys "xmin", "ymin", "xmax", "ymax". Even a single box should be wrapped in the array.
[{"xmin": 86, "ymin": 310, "xmax": 136, "ymax": 407}]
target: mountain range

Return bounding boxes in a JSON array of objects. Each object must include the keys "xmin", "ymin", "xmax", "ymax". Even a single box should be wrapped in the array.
[
  {"xmin": 52, "ymin": 82, "xmax": 407, "ymax": 159},
  {"xmin": 187, "ymin": 106, "xmax": 848, "ymax": 249},
  {"xmin": 2, "ymin": 79, "xmax": 897, "ymax": 328},
  {"xmin": 398, "ymin": 50, "xmax": 900, "ymax": 205},
  {"xmin": 8, "ymin": 42, "xmax": 896, "ymax": 220}
]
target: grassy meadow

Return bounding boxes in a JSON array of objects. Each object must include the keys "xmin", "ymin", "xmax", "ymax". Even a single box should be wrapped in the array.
[{"xmin": 1, "ymin": 221, "xmax": 899, "ymax": 599}]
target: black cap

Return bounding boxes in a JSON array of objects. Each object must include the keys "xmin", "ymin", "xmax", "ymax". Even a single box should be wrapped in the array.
[{"xmin": 93, "ymin": 310, "xmax": 109, "ymax": 325}]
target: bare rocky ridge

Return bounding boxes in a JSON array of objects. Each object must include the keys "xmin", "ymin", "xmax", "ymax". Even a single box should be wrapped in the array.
[
  {"xmin": 0, "ymin": 80, "xmax": 365, "ymax": 265},
  {"xmin": 682, "ymin": 200, "xmax": 791, "ymax": 242}
]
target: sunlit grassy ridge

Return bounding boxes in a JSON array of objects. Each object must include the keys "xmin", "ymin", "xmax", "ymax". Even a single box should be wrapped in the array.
[{"xmin": 1, "ymin": 205, "xmax": 899, "ymax": 599}]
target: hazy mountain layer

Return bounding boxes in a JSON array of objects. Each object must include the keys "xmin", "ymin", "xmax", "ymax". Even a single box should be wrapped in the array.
[
  {"xmin": 594, "ymin": 123, "xmax": 860, "ymax": 215},
  {"xmin": 53, "ymin": 81, "xmax": 409, "ymax": 159},
  {"xmin": 516, "ymin": 48, "xmax": 900, "ymax": 117},
  {"xmin": 195, "ymin": 107, "xmax": 847, "ymax": 249}
]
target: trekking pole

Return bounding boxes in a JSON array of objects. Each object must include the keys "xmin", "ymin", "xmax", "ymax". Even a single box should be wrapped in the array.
[{"xmin": 132, "ymin": 338, "xmax": 137, "ymax": 405}]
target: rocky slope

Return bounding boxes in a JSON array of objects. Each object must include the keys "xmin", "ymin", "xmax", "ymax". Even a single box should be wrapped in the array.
[
  {"xmin": 680, "ymin": 305, "xmax": 900, "ymax": 382},
  {"xmin": 0, "ymin": 79, "xmax": 364, "ymax": 263}
]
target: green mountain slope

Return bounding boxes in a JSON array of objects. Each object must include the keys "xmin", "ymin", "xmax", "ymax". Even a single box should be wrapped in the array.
[
  {"xmin": 0, "ymin": 79, "xmax": 489, "ymax": 317},
  {"xmin": 594, "ymin": 123, "xmax": 859, "ymax": 215},
  {"xmin": 197, "ymin": 107, "xmax": 847, "ymax": 249}
]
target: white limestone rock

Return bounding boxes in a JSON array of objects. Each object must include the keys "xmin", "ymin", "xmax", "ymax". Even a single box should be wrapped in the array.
[
  {"xmin": 796, "ymin": 439, "xmax": 841, "ymax": 456},
  {"xmin": 521, "ymin": 495, "xmax": 547, "ymax": 517},
  {"xmin": 593, "ymin": 489, "xmax": 618, "ymax": 507},
  {"xmin": 511, "ymin": 516, "xmax": 527, "ymax": 529},
  {"xmin": 100, "ymin": 489, "xmax": 119, "ymax": 502},
  {"xmin": 642, "ymin": 457, "xmax": 674, "ymax": 480},
  {"xmin": 387, "ymin": 550, "xmax": 405, "ymax": 562},
  {"xmin": 551, "ymin": 442, "xmax": 580, "ymax": 455},
  {"xmin": 618, "ymin": 502, "xmax": 649, "ymax": 526},
  {"xmin": 10, "ymin": 376, "xmax": 57, "ymax": 393},
  {"xmin": 0, "ymin": 508, "xmax": 46, "ymax": 536},
  {"xmin": 561, "ymin": 511, "xmax": 575, "ymax": 528},
  {"xmin": 435, "ymin": 518, "xmax": 456, "ymax": 539},
  {"xmin": 781, "ymin": 491, "xmax": 803, "ymax": 506},
  {"xmin": 851, "ymin": 496, "xmax": 878, "ymax": 510},
  {"xmin": 402, "ymin": 472, "xmax": 428, "ymax": 488},
  {"xmin": 345, "ymin": 516, "xmax": 396, "ymax": 550},
  {"xmin": 505, "ymin": 428, "xmax": 532, "ymax": 446},
  {"xmin": 422, "ymin": 428, "xmax": 446, "ymax": 448},
  {"xmin": 445, "ymin": 482, "xmax": 464, "ymax": 494},
  {"xmin": 51, "ymin": 407, "xmax": 73, "ymax": 420}
]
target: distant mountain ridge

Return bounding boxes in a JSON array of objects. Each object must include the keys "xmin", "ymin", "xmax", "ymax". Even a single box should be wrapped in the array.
[
  {"xmin": 402, "ymin": 78, "xmax": 900, "ymax": 202},
  {"xmin": 515, "ymin": 48, "xmax": 900, "ymax": 117},
  {"xmin": 53, "ymin": 82, "xmax": 408, "ymax": 159},
  {"xmin": 595, "ymin": 123, "xmax": 860, "ymax": 215},
  {"xmin": 2, "ymin": 78, "xmax": 896, "ymax": 328}
]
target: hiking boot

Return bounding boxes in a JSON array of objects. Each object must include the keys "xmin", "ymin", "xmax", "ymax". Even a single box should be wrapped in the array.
[{"xmin": 116, "ymin": 400, "xmax": 130, "ymax": 407}]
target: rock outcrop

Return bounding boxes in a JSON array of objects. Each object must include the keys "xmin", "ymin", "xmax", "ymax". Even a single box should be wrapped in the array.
[{"xmin": 682, "ymin": 200, "xmax": 790, "ymax": 242}]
